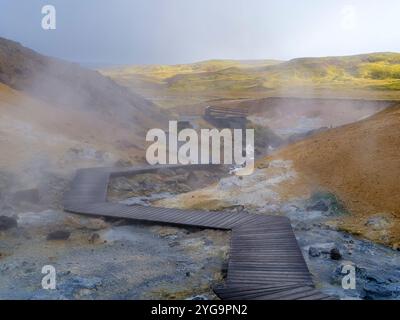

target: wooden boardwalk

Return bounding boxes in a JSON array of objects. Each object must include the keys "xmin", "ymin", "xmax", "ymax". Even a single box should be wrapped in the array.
[{"xmin": 63, "ymin": 165, "xmax": 333, "ymax": 300}]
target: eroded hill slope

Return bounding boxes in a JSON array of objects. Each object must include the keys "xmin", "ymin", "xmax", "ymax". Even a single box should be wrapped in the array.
[
  {"xmin": 0, "ymin": 38, "xmax": 169, "ymax": 188},
  {"xmin": 264, "ymin": 105, "xmax": 400, "ymax": 244}
]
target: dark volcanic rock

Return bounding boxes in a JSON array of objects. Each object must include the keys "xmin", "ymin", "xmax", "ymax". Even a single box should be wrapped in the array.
[
  {"xmin": 363, "ymin": 283, "xmax": 393, "ymax": 299},
  {"xmin": 88, "ymin": 233, "xmax": 100, "ymax": 244},
  {"xmin": 47, "ymin": 230, "xmax": 71, "ymax": 241},
  {"xmin": 330, "ymin": 248, "xmax": 342, "ymax": 260},
  {"xmin": 307, "ymin": 200, "xmax": 329, "ymax": 212},
  {"xmin": 0, "ymin": 216, "xmax": 17, "ymax": 230},
  {"xmin": 308, "ymin": 246, "xmax": 321, "ymax": 257}
]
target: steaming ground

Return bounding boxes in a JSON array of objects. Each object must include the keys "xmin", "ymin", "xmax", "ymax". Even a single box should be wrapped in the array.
[
  {"xmin": 155, "ymin": 106, "xmax": 400, "ymax": 299},
  {"xmin": 218, "ymin": 97, "xmax": 391, "ymax": 138},
  {"xmin": 0, "ymin": 83, "xmax": 128, "ymax": 184},
  {"xmin": 1, "ymin": 37, "xmax": 400, "ymax": 299},
  {"xmin": 267, "ymin": 105, "xmax": 400, "ymax": 246},
  {"xmin": 0, "ymin": 37, "xmax": 174, "ymax": 189},
  {"xmin": 123, "ymin": 58, "xmax": 400, "ymax": 248},
  {"xmin": 0, "ymin": 38, "xmax": 232, "ymax": 299},
  {"xmin": 157, "ymin": 105, "xmax": 400, "ymax": 247}
]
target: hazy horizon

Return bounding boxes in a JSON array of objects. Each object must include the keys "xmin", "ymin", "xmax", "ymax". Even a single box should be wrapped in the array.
[{"xmin": 1, "ymin": 0, "xmax": 400, "ymax": 65}]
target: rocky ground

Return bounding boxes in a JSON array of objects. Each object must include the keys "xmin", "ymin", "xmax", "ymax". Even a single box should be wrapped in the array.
[
  {"xmin": 286, "ymin": 195, "xmax": 400, "ymax": 300},
  {"xmin": 107, "ymin": 166, "xmax": 226, "ymax": 204},
  {"xmin": 1, "ymin": 163, "xmax": 400, "ymax": 300},
  {"xmin": 156, "ymin": 163, "xmax": 400, "ymax": 300},
  {"xmin": 0, "ymin": 167, "xmax": 230, "ymax": 300}
]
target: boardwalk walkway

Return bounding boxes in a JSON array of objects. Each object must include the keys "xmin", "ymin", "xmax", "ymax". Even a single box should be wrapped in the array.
[{"xmin": 63, "ymin": 165, "xmax": 332, "ymax": 300}]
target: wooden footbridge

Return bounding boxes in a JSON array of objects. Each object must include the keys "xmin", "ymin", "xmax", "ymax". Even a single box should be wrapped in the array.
[
  {"xmin": 204, "ymin": 106, "xmax": 248, "ymax": 129},
  {"xmin": 63, "ymin": 165, "xmax": 333, "ymax": 300}
]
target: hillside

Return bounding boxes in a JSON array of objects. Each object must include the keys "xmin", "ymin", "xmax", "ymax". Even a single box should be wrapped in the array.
[
  {"xmin": 264, "ymin": 104, "xmax": 400, "ymax": 245},
  {"xmin": 101, "ymin": 53, "xmax": 400, "ymax": 108},
  {"xmin": 100, "ymin": 59, "xmax": 282, "ymax": 108},
  {"xmin": 104, "ymin": 59, "xmax": 281, "ymax": 80},
  {"xmin": 0, "ymin": 38, "xmax": 169, "ymax": 187},
  {"xmin": 0, "ymin": 37, "xmax": 169, "ymax": 133},
  {"xmin": 156, "ymin": 104, "xmax": 400, "ymax": 247}
]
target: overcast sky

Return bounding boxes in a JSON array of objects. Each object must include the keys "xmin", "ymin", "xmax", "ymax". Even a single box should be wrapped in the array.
[{"xmin": 0, "ymin": 0, "xmax": 399, "ymax": 65}]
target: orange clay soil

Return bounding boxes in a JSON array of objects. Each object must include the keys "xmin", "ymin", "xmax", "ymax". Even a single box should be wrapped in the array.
[{"xmin": 258, "ymin": 104, "xmax": 400, "ymax": 246}]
